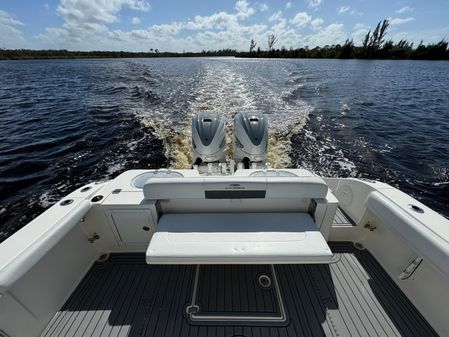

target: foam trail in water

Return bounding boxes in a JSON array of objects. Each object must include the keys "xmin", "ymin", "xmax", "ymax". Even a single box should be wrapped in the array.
[{"xmin": 138, "ymin": 60, "xmax": 313, "ymax": 169}]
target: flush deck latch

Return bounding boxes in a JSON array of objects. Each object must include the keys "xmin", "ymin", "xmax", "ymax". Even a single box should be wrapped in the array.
[{"xmin": 399, "ymin": 257, "xmax": 423, "ymax": 280}]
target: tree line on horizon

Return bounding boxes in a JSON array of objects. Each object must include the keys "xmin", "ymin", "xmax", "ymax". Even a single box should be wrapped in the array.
[
  {"xmin": 0, "ymin": 48, "xmax": 240, "ymax": 60},
  {"xmin": 1, "ymin": 20, "xmax": 448, "ymax": 60},
  {"xmin": 242, "ymin": 20, "xmax": 449, "ymax": 60}
]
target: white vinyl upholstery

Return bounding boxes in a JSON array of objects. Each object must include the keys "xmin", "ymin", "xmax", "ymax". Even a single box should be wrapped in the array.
[
  {"xmin": 143, "ymin": 176, "xmax": 328, "ymax": 200},
  {"xmin": 146, "ymin": 213, "xmax": 333, "ymax": 264}
]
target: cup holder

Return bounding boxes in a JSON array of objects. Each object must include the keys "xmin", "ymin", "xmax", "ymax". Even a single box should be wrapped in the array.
[
  {"xmin": 91, "ymin": 195, "xmax": 104, "ymax": 203},
  {"xmin": 408, "ymin": 204, "xmax": 424, "ymax": 214}
]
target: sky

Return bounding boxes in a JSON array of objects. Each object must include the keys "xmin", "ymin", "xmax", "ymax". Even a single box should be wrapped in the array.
[{"xmin": 1, "ymin": 0, "xmax": 449, "ymax": 52}]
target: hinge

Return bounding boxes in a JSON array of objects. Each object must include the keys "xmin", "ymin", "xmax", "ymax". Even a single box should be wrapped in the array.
[
  {"xmin": 88, "ymin": 233, "xmax": 100, "ymax": 243},
  {"xmin": 364, "ymin": 221, "xmax": 377, "ymax": 231}
]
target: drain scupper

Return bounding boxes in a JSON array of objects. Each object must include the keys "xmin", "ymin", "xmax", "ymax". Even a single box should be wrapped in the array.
[{"xmin": 258, "ymin": 274, "xmax": 272, "ymax": 288}]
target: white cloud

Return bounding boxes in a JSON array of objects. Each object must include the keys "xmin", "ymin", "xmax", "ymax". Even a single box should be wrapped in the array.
[
  {"xmin": 285, "ymin": 2, "xmax": 292, "ymax": 9},
  {"xmin": 37, "ymin": 0, "xmax": 267, "ymax": 51},
  {"xmin": 306, "ymin": 0, "xmax": 322, "ymax": 8},
  {"xmin": 51, "ymin": 0, "xmax": 151, "ymax": 43},
  {"xmin": 259, "ymin": 3, "xmax": 269, "ymax": 12},
  {"xmin": 269, "ymin": 10, "xmax": 282, "ymax": 22},
  {"xmin": 0, "ymin": 10, "xmax": 26, "ymax": 48},
  {"xmin": 303, "ymin": 23, "xmax": 346, "ymax": 46},
  {"xmin": 338, "ymin": 6, "xmax": 350, "ymax": 14},
  {"xmin": 128, "ymin": 0, "xmax": 150, "ymax": 11},
  {"xmin": 338, "ymin": 6, "xmax": 362, "ymax": 16},
  {"xmin": 106, "ymin": 30, "xmax": 126, "ymax": 41},
  {"xmin": 150, "ymin": 23, "xmax": 183, "ymax": 35},
  {"xmin": 352, "ymin": 23, "xmax": 369, "ymax": 42},
  {"xmin": 396, "ymin": 6, "xmax": 413, "ymax": 14},
  {"xmin": 131, "ymin": 17, "xmax": 141, "ymax": 24},
  {"xmin": 390, "ymin": 26, "xmax": 449, "ymax": 44},
  {"xmin": 184, "ymin": 13, "xmax": 239, "ymax": 30},
  {"xmin": 145, "ymin": 2, "xmax": 256, "ymax": 35},
  {"xmin": 353, "ymin": 23, "xmax": 368, "ymax": 31},
  {"xmin": 235, "ymin": 0, "xmax": 255, "ymax": 19},
  {"xmin": 351, "ymin": 29, "xmax": 368, "ymax": 43},
  {"xmin": 290, "ymin": 12, "xmax": 311, "ymax": 26},
  {"xmin": 310, "ymin": 18, "xmax": 324, "ymax": 29},
  {"xmin": 32, "ymin": 0, "xmax": 357, "ymax": 52},
  {"xmin": 390, "ymin": 17, "xmax": 416, "ymax": 25},
  {"xmin": 130, "ymin": 29, "xmax": 151, "ymax": 39},
  {"xmin": 56, "ymin": 0, "xmax": 150, "ymax": 26},
  {"xmin": 194, "ymin": 26, "xmax": 265, "ymax": 51},
  {"xmin": 195, "ymin": 30, "xmax": 246, "ymax": 49},
  {"xmin": 0, "ymin": 9, "xmax": 24, "ymax": 27},
  {"xmin": 271, "ymin": 17, "xmax": 288, "ymax": 31}
]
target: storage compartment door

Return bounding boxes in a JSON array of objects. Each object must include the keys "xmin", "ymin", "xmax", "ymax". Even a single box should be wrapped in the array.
[{"xmin": 110, "ymin": 210, "xmax": 154, "ymax": 244}]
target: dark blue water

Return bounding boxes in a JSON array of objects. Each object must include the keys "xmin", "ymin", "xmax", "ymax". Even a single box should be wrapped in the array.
[{"xmin": 1, "ymin": 58, "xmax": 448, "ymax": 241}]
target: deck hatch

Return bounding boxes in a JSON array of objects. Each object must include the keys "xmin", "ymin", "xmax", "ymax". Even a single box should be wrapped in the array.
[{"xmin": 185, "ymin": 265, "xmax": 286, "ymax": 323}]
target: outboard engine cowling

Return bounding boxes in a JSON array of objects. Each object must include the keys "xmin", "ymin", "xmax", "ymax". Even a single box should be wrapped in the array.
[
  {"xmin": 192, "ymin": 111, "xmax": 226, "ymax": 165},
  {"xmin": 233, "ymin": 112, "xmax": 268, "ymax": 167}
]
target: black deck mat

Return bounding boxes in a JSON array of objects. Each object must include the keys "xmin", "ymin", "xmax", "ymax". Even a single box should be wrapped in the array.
[
  {"xmin": 41, "ymin": 243, "xmax": 439, "ymax": 337},
  {"xmin": 333, "ymin": 208, "xmax": 356, "ymax": 226}
]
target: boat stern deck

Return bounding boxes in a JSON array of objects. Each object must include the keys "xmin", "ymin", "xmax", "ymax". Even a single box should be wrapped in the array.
[{"xmin": 41, "ymin": 243, "xmax": 438, "ymax": 337}]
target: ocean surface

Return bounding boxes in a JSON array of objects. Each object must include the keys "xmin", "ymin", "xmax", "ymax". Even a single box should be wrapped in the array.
[{"xmin": 1, "ymin": 57, "xmax": 448, "ymax": 241}]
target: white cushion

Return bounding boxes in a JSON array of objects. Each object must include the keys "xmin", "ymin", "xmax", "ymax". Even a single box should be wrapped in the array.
[
  {"xmin": 143, "ymin": 176, "xmax": 327, "ymax": 200},
  {"xmin": 146, "ymin": 213, "xmax": 333, "ymax": 264}
]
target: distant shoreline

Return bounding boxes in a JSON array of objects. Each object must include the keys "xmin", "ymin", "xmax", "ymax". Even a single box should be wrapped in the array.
[{"xmin": 1, "ymin": 47, "xmax": 448, "ymax": 61}]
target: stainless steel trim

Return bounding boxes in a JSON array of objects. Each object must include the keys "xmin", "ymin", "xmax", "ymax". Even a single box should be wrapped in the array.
[{"xmin": 186, "ymin": 265, "xmax": 286, "ymax": 322}]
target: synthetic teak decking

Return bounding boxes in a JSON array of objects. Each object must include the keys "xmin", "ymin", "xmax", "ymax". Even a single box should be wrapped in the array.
[
  {"xmin": 332, "ymin": 208, "xmax": 356, "ymax": 226},
  {"xmin": 41, "ymin": 243, "xmax": 438, "ymax": 337}
]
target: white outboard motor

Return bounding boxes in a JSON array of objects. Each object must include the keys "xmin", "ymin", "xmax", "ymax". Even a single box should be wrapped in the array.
[
  {"xmin": 192, "ymin": 111, "xmax": 226, "ymax": 165},
  {"xmin": 233, "ymin": 112, "xmax": 268, "ymax": 168}
]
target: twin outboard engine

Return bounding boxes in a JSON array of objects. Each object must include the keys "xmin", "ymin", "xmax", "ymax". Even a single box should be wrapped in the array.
[
  {"xmin": 191, "ymin": 111, "xmax": 268, "ymax": 170},
  {"xmin": 233, "ymin": 112, "xmax": 268, "ymax": 168},
  {"xmin": 191, "ymin": 111, "xmax": 226, "ymax": 165}
]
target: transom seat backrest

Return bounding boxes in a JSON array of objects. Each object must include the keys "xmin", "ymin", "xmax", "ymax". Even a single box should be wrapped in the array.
[
  {"xmin": 144, "ymin": 177, "xmax": 328, "ymax": 214},
  {"xmin": 143, "ymin": 177, "xmax": 327, "ymax": 202}
]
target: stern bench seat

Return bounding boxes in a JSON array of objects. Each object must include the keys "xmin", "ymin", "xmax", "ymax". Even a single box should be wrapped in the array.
[
  {"xmin": 146, "ymin": 213, "xmax": 333, "ymax": 264},
  {"xmin": 144, "ymin": 176, "xmax": 335, "ymax": 264}
]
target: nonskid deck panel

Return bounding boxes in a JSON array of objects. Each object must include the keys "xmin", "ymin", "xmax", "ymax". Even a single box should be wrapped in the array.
[
  {"xmin": 333, "ymin": 207, "xmax": 356, "ymax": 226},
  {"xmin": 41, "ymin": 243, "xmax": 438, "ymax": 337}
]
